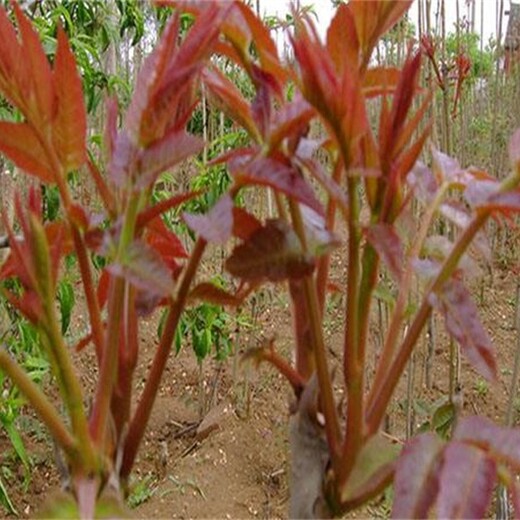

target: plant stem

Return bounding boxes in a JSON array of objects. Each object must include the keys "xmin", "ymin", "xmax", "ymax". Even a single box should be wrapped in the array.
[
  {"xmin": 121, "ymin": 237, "xmax": 207, "ymax": 479},
  {"xmin": 338, "ymin": 173, "xmax": 363, "ymax": 484},
  {"xmin": 367, "ymin": 184, "xmax": 447, "ymax": 406},
  {"xmin": 316, "ymin": 159, "xmax": 342, "ymax": 313},
  {"xmin": 71, "ymin": 227, "xmax": 104, "ymax": 361},
  {"xmin": 0, "ymin": 347, "xmax": 77, "ymax": 460},
  {"xmin": 41, "ymin": 138, "xmax": 105, "ymax": 361},
  {"xmin": 90, "ymin": 194, "xmax": 140, "ymax": 446},
  {"xmin": 41, "ymin": 294, "xmax": 97, "ymax": 471},
  {"xmin": 366, "ymin": 210, "xmax": 488, "ymax": 432},
  {"xmin": 288, "ymin": 200, "xmax": 341, "ymax": 466}
]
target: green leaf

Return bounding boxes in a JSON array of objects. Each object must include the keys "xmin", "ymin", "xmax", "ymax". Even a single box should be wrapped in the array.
[
  {"xmin": 57, "ymin": 280, "xmax": 75, "ymax": 335},
  {"xmin": 1, "ymin": 417, "xmax": 30, "ymax": 474},
  {"xmin": 431, "ymin": 402, "xmax": 456, "ymax": 439},
  {"xmin": 341, "ymin": 434, "xmax": 400, "ymax": 505},
  {"xmin": 0, "ymin": 475, "xmax": 17, "ymax": 515}
]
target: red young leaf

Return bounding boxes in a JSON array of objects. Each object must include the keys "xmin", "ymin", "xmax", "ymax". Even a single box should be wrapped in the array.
[
  {"xmin": 184, "ymin": 194, "xmax": 233, "ymax": 245},
  {"xmin": 52, "ymin": 26, "xmax": 87, "ymax": 172},
  {"xmin": 232, "ymin": 207, "xmax": 262, "ymax": 240},
  {"xmin": 188, "ymin": 282, "xmax": 243, "ymax": 307},
  {"xmin": 145, "ymin": 216, "xmax": 188, "ymax": 271},
  {"xmin": 432, "ymin": 279, "xmax": 496, "ymax": 381},
  {"xmin": 454, "ymin": 416, "xmax": 520, "ymax": 471},
  {"xmin": 230, "ymin": 154, "xmax": 323, "ymax": 215},
  {"xmin": 0, "ymin": 122, "xmax": 54, "ymax": 182},
  {"xmin": 291, "ymin": 17, "xmax": 341, "ymax": 126},
  {"xmin": 140, "ymin": 4, "xmax": 229, "ymax": 146},
  {"xmin": 364, "ymin": 223, "xmax": 403, "ymax": 281},
  {"xmin": 202, "ymin": 67, "xmax": 259, "ymax": 141},
  {"xmin": 269, "ymin": 96, "xmax": 314, "ymax": 152},
  {"xmin": 137, "ymin": 128, "xmax": 203, "ymax": 189},
  {"xmin": 232, "ymin": 2, "xmax": 287, "ymax": 84},
  {"xmin": 225, "ymin": 219, "xmax": 315, "ymax": 282},
  {"xmin": 379, "ymin": 52, "xmax": 422, "ymax": 164},
  {"xmin": 13, "ymin": 3, "xmax": 53, "ymax": 125},
  {"xmin": 392, "ymin": 432, "xmax": 443, "ymax": 519},
  {"xmin": 437, "ymin": 442, "xmax": 496, "ymax": 519},
  {"xmin": 0, "ymin": 6, "xmax": 27, "ymax": 110},
  {"xmin": 106, "ymin": 239, "xmax": 175, "ymax": 298},
  {"xmin": 326, "ymin": 3, "xmax": 359, "ymax": 76},
  {"xmin": 350, "ymin": 1, "xmax": 413, "ymax": 68},
  {"xmin": 137, "ymin": 191, "xmax": 201, "ymax": 230},
  {"xmin": 363, "ymin": 67, "xmax": 401, "ymax": 98}
]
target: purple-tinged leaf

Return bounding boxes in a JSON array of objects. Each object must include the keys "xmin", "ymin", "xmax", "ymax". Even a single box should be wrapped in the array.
[
  {"xmin": 437, "ymin": 442, "xmax": 496, "ymax": 519},
  {"xmin": 296, "ymin": 157, "xmax": 349, "ymax": 215},
  {"xmin": 423, "ymin": 236, "xmax": 480, "ymax": 277},
  {"xmin": 431, "ymin": 149, "xmax": 463, "ymax": 184},
  {"xmin": 480, "ymin": 190, "xmax": 520, "ymax": 214},
  {"xmin": 106, "ymin": 239, "xmax": 174, "ymax": 298},
  {"xmin": 392, "ymin": 432, "xmax": 443, "ymax": 519},
  {"xmin": 439, "ymin": 201, "xmax": 471, "ymax": 229},
  {"xmin": 364, "ymin": 223, "xmax": 403, "ymax": 281},
  {"xmin": 433, "ymin": 279, "xmax": 496, "ymax": 381},
  {"xmin": 184, "ymin": 194, "xmax": 233, "ymax": 245},
  {"xmin": 230, "ymin": 154, "xmax": 323, "ymax": 215},
  {"xmin": 137, "ymin": 129, "xmax": 203, "ymax": 189},
  {"xmin": 413, "ymin": 258, "xmax": 441, "ymax": 282},
  {"xmin": 250, "ymin": 65, "xmax": 274, "ymax": 141},
  {"xmin": 407, "ymin": 162, "xmax": 438, "ymax": 202},
  {"xmin": 226, "ymin": 219, "xmax": 315, "ymax": 282},
  {"xmin": 301, "ymin": 205, "xmax": 340, "ymax": 257},
  {"xmin": 455, "ymin": 416, "xmax": 520, "ymax": 471},
  {"xmin": 341, "ymin": 434, "xmax": 399, "ymax": 506},
  {"xmin": 464, "ymin": 179, "xmax": 499, "ymax": 208},
  {"xmin": 109, "ymin": 131, "xmax": 139, "ymax": 186}
]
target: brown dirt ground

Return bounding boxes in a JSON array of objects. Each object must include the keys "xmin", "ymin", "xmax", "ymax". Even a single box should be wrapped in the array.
[{"xmin": 0, "ymin": 260, "xmax": 519, "ymax": 519}]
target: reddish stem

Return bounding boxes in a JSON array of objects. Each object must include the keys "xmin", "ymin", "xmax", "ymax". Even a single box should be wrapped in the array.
[{"xmin": 121, "ymin": 238, "xmax": 207, "ymax": 478}]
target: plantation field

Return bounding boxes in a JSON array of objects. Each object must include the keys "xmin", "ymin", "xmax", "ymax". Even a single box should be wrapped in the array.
[
  {"xmin": 2, "ymin": 0, "xmax": 520, "ymax": 517},
  {"xmin": 2, "ymin": 259, "xmax": 519, "ymax": 518}
]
